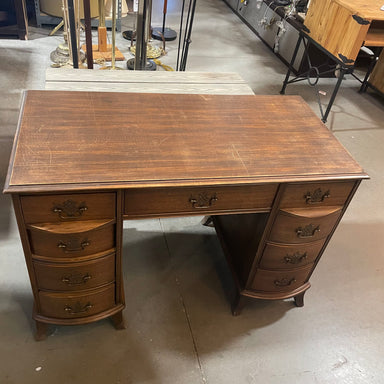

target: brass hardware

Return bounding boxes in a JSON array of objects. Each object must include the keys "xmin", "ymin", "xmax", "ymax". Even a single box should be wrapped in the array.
[
  {"xmin": 296, "ymin": 224, "xmax": 320, "ymax": 238},
  {"xmin": 52, "ymin": 200, "xmax": 88, "ymax": 219},
  {"xmin": 64, "ymin": 302, "xmax": 93, "ymax": 315},
  {"xmin": 284, "ymin": 252, "xmax": 308, "ymax": 264},
  {"xmin": 62, "ymin": 273, "xmax": 92, "ymax": 286},
  {"xmin": 274, "ymin": 277, "xmax": 296, "ymax": 287},
  {"xmin": 304, "ymin": 188, "xmax": 330, "ymax": 204},
  {"xmin": 189, "ymin": 193, "xmax": 218, "ymax": 209},
  {"xmin": 58, "ymin": 239, "xmax": 90, "ymax": 253}
]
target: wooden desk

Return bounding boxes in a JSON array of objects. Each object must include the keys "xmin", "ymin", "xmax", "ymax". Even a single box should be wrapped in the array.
[
  {"xmin": 4, "ymin": 90, "xmax": 367, "ymax": 340},
  {"xmin": 304, "ymin": 0, "xmax": 384, "ymax": 65}
]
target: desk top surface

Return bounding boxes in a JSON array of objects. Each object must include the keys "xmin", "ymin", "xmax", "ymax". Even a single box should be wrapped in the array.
[
  {"xmin": 335, "ymin": 0, "xmax": 384, "ymax": 20},
  {"xmin": 4, "ymin": 90, "xmax": 367, "ymax": 193}
]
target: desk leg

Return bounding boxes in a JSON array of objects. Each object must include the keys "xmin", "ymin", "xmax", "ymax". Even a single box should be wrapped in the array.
[
  {"xmin": 35, "ymin": 321, "xmax": 49, "ymax": 341},
  {"xmin": 110, "ymin": 311, "xmax": 126, "ymax": 330},
  {"xmin": 232, "ymin": 293, "xmax": 248, "ymax": 316},
  {"xmin": 294, "ymin": 291, "xmax": 306, "ymax": 307}
]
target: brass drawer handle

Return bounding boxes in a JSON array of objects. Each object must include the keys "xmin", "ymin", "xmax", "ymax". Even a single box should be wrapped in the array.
[
  {"xmin": 284, "ymin": 252, "xmax": 307, "ymax": 264},
  {"xmin": 274, "ymin": 277, "xmax": 296, "ymax": 287},
  {"xmin": 58, "ymin": 240, "xmax": 90, "ymax": 253},
  {"xmin": 64, "ymin": 302, "xmax": 93, "ymax": 315},
  {"xmin": 62, "ymin": 273, "xmax": 92, "ymax": 286},
  {"xmin": 305, "ymin": 188, "xmax": 330, "ymax": 204},
  {"xmin": 189, "ymin": 193, "xmax": 218, "ymax": 209},
  {"xmin": 52, "ymin": 200, "xmax": 88, "ymax": 219},
  {"xmin": 296, "ymin": 224, "xmax": 320, "ymax": 238}
]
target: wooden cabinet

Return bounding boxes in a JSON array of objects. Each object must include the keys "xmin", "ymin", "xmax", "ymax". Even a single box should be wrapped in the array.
[
  {"xmin": 13, "ymin": 192, "xmax": 125, "ymax": 340},
  {"xmin": 304, "ymin": 0, "xmax": 384, "ymax": 65},
  {"xmin": 214, "ymin": 180, "xmax": 359, "ymax": 313}
]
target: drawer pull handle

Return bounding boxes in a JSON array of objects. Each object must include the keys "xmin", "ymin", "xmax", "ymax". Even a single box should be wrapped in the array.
[
  {"xmin": 58, "ymin": 240, "xmax": 90, "ymax": 253},
  {"xmin": 52, "ymin": 200, "xmax": 88, "ymax": 219},
  {"xmin": 274, "ymin": 278, "xmax": 296, "ymax": 287},
  {"xmin": 62, "ymin": 273, "xmax": 92, "ymax": 286},
  {"xmin": 305, "ymin": 188, "xmax": 330, "ymax": 204},
  {"xmin": 64, "ymin": 302, "xmax": 93, "ymax": 315},
  {"xmin": 296, "ymin": 224, "xmax": 320, "ymax": 238},
  {"xmin": 284, "ymin": 252, "xmax": 308, "ymax": 264},
  {"xmin": 189, "ymin": 193, "xmax": 218, "ymax": 209}
]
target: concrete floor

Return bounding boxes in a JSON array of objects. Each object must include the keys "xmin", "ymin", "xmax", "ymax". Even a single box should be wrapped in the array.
[{"xmin": 1, "ymin": 0, "xmax": 384, "ymax": 383}]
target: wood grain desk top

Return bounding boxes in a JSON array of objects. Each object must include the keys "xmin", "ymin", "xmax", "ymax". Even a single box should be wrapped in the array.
[
  {"xmin": 4, "ymin": 90, "xmax": 367, "ymax": 193},
  {"xmin": 334, "ymin": 0, "xmax": 384, "ymax": 21}
]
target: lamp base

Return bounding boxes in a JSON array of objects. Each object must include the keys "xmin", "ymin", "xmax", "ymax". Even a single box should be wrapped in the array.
[
  {"xmin": 127, "ymin": 58, "xmax": 157, "ymax": 71},
  {"xmin": 151, "ymin": 27, "xmax": 177, "ymax": 41}
]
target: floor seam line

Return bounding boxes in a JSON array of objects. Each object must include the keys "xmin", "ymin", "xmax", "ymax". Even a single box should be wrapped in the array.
[
  {"xmin": 159, "ymin": 219, "xmax": 207, "ymax": 383},
  {"xmin": 177, "ymin": 284, "xmax": 208, "ymax": 384}
]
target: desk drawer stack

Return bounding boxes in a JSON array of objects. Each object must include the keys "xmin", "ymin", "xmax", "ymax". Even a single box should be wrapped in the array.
[
  {"xmin": 13, "ymin": 192, "xmax": 125, "ymax": 339},
  {"xmin": 214, "ymin": 180, "xmax": 359, "ymax": 314}
]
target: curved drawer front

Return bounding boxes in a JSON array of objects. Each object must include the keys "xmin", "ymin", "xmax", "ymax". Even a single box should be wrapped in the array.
[
  {"xmin": 260, "ymin": 240, "xmax": 325, "ymax": 270},
  {"xmin": 34, "ymin": 253, "xmax": 115, "ymax": 291},
  {"xmin": 28, "ymin": 223, "xmax": 115, "ymax": 257},
  {"xmin": 269, "ymin": 208, "xmax": 342, "ymax": 244},
  {"xmin": 279, "ymin": 181, "xmax": 355, "ymax": 209},
  {"xmin": 39, "ymin": 284, "xmax": 115, "ymax": 319},
  {"xmin": 124, "ymin": 184, "xmax": 278, "ymax": 217},
  {"xmin": 21, "ymin": 193, "xmax": 116, "ymax": 224},
  {"xmin": 251, "ymin": 265, "xmax": 313, "ymax": 292}
]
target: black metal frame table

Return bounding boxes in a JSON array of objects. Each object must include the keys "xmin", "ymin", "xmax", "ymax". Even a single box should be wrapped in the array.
[{"xmin": 280, "ymin": 31, "xmax": 356, "ymax": 123}]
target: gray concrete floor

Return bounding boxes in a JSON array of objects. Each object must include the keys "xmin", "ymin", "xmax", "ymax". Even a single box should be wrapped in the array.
[{"xmin": 1, "ymin": 0, "xmax": 384, "ymax": 383}]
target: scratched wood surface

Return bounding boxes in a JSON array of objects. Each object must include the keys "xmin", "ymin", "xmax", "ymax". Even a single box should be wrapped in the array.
[
  {"xmin": 334, "ymin": 0, "xmax": 384, "ymax": 20},
  {"xmin": 4, "ymin": 91, "xmax": 367, "ymax": 193},
  {"xmin": 45, "ymin": 69, "xmax": 255, "ymax": 95}
]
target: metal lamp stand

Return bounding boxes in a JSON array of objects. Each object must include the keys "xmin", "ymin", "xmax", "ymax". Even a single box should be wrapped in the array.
[
  {"xmin": 127, "ymin": 0, "xmax": 156, "ymax": 70},
  {"xmin": 151, "ymin": 0, "xmax": 177, "ymax": 41}
]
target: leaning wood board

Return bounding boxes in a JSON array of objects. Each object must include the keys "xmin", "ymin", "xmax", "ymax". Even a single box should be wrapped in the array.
[
  {"xmin": 369, "ymin": 49, "xmax": 384, "ymax": 93},
  {"xmin": 45, "ymin": 69, "xmax": 255, "ymax": 95}
]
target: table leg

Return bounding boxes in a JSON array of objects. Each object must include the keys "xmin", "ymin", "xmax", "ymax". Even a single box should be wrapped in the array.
[
  {"xmin": 321, "ymin": 66, "xmax": 346, "ymax": 123},
  {"xmin": 280, "ymin": 34, "xmax": 303, "ymax": 95}
]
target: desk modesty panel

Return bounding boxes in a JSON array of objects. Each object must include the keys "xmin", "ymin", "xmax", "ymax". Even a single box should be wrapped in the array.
[{"xmin": 4, "ymin": 91, "xmax": 368, "ymax": 340}]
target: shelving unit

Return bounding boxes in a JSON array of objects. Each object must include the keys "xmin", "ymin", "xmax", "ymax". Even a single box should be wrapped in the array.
[{"xmin": 0, "ymin": 0, "xmax": 28, "ymax": 40}]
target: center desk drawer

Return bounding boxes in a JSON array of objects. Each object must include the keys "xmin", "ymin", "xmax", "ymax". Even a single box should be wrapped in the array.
[
  {"xmin": 124, "ymin": 185, "xmax": 278, "ymax": 217},
  {"xmin": 21, "ymin": 193, "xmax": 116, "ymax": 224}
]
